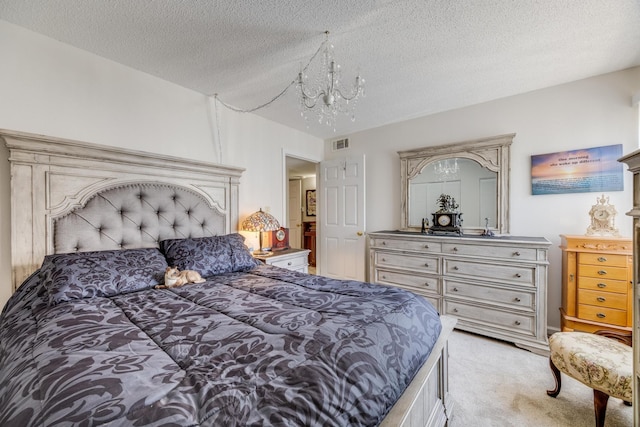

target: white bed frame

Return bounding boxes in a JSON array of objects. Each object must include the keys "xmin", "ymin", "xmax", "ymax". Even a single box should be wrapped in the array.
[{"xmin": 1, "ymin": 129, "xmax": 455, "ymax": 427}]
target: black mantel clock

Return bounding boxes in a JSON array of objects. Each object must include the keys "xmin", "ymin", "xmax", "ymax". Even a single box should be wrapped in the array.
[{"xmin": 428, "ymin": 194, "xmax": 463, "ymax": 236}]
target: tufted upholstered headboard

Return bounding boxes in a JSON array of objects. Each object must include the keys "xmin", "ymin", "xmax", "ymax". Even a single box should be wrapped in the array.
[
  {"xmin": 53, "ymin": 183, "xmax": 228, "ymax": 254},
  {"xmin": 1, "ymin": 129, "xmax": 244, "ymax": 291}
]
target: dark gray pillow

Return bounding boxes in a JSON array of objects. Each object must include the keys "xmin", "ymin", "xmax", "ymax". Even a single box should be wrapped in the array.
[
  {"xmin": 41, "ymin": 248, "xmax": 168, "ymax": 305},
  {"xmin": 160, "ymin": 233, "xmax": 259, "ymax": 277}
]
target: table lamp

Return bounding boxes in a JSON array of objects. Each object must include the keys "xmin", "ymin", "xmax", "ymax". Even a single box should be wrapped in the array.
[{"xmin": 241, "ymin": 208, "xmax": 280, "ymax": 255}]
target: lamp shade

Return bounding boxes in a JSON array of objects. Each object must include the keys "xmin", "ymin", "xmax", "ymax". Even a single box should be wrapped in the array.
[
  {"xmin": 242, "ymin": 209, "xmax": 280, "ymax": 256},
  {"xmin": 241, "ymin": 209, "xmax": 280, "ymax": 232}
]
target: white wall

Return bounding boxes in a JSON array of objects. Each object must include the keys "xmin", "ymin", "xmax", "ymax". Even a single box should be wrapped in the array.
[
  {"xmin": 0, "ymin": 20, "xmax": 322, "ymax": 309},
  {"xmin": 218, "ymin": 106, "xmax": 323, "ymax": 250},
  {"xmin": 325, "ymin": 66, "xmax": 640, "ymax": 330}
]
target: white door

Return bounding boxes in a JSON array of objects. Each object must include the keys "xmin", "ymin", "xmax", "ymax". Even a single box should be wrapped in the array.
[
  {"xmin": 288, "ymin": 179, "xmax": 303, "ymax": 248},
  {"xmin": 318, "ymin": 155, "xmax": 366, "ymax": 280}
]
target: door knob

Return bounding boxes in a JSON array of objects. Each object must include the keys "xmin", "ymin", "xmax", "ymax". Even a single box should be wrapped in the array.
[{"xmin": 357, "ymin": 231, "xmax": 363, "ymax": 236}]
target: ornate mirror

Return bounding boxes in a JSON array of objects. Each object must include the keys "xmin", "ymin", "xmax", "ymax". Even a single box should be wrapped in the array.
[{"xmin": 399, "ymin": 133, "xmax": 514, "ymax": 235}]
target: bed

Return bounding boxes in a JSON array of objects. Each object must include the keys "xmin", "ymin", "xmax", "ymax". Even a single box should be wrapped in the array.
[{"xmin": 0, "ymin": 129, "xmax": 455, "ymax": 427}]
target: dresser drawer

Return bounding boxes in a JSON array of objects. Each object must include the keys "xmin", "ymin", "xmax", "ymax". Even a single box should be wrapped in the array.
[
  {"xmin": 375, "ymin": 252, "xmax": 439, "ymax": 273},
  {"xmin": 445, "ymin": 279, "xmax": 534, "ymax": 311},
  {"xmin": 444, "ymin": 300, "xmax": 535, "ymax": 335},
  {"xmin": 578, "ymin": 289, "xmax": 627, "ymax": 310},
  {"xmin": 371, "ymin": 238, "xmax": 441, "ymax": 253},
  {"xmin": 578, "ymin": 264, "xmax": 627, "ymax": 280},
  {"xmin": 578, "ymin": 304, "xmax": 627, "ymax": 326},
  {"xmin": 578, "ymin": 277, "xmax": 628, "ymax": 294},
  {"xmin": 442, "ymin": 243, "xmax": 538, "ymax": 261},
  {"xmin": 579, "ymin": 253, "xmax": 628, "ymax": 267},
  {"xmin": 268, "ymin": 255, "xmax": 307, "ymax": 269},
  {"xmin": 375, "ymin": 269, "xmax": 440, "ymax": 293},
  {"xmin": 445, "ymin": 259, "xmax": 534, "ymax": 286}
]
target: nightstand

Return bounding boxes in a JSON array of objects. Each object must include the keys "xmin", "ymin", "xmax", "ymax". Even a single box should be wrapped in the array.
[{"xmin": 254, "ymin": 248, "xmax": 311, "ymax": 273}]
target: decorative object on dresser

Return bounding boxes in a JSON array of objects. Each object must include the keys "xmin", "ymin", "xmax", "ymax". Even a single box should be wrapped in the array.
[
  {"xmin": 254, "ymin": 248, "xmax": 311, "ymax": 274},
  {"xmin": 429, "ymin": 194, "xmax": 463, "ymax": 236},
  {"xmin": 369, "ymin": 231, "xmax": 551, "ymax": 355},
  {"xmin": 586, "ymin": 194, "xmax": 620, "ymax": 236},
  {"xmin": 266, "ymin": 227, "xmax": 290, "ymax": 251},
  {"xmin": 241, "ymin": 208, "xmax": 281, "ymax": 255},
  {"xmin": 559, "ymin": 235, "xmax": 632, "ymax": 333},
  {"xmin": 618, "ymin": 149, "xmax": 640, "ymax": 425}
]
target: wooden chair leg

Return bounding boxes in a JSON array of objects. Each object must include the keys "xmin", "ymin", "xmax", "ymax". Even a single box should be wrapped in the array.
[
  {"xmin": 546, "ymin": 358, "xmax": 562, "ymax": 398},
  {"xmin": 593, "ymin": 389, "xmax": 610, "ymax": 427}
]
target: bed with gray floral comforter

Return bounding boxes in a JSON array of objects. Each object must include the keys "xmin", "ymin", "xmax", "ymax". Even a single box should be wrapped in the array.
[{"xmin": 0, "ymin": 235, "xmax": 442, "ymax": 427}]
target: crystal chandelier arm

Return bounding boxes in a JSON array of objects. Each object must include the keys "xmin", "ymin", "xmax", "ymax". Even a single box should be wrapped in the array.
[
  {"xmin": 297, "ymin": 71, "xmax": 323, "ymax": 108},
  {"xmin": 334, "ymin": 74, "xmax": 364, "ymax": 101}
]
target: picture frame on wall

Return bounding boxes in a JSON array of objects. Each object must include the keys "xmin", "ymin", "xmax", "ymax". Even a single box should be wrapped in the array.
[
  {"xmin": 531, "ymin": 144, "xmax": 624, "ymax": 195},
  {"xmin": 306, "ymin": 189, "xmax": 316, "ymax": 216}
]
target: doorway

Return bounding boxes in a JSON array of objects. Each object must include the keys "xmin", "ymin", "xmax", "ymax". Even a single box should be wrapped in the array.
[{"xmin": 285, "ymin": 156, "xmax": 318, "ymax": 273}]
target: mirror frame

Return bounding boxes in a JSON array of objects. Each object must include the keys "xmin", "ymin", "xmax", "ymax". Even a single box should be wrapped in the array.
[{"xmin": 399, "ymin": 133, "xmax": 514, "ymax": 235}]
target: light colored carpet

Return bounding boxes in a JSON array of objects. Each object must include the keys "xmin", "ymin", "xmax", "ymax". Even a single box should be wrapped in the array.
[{"xmin": 448, "ymin": 330, "xmax": 633, "ymax": 427}]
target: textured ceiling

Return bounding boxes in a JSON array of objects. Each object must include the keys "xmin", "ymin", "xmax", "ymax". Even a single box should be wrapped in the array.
[{"xmin": 1, "ymin": 0, "xmax": 639, "ymax": 140}]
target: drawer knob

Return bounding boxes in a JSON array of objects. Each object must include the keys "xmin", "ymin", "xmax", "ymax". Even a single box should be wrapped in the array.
[
  {"xmin": 382, "ymin": 241, "xmax": 386, "ymax": 245},
  {"xmin": 453, "ymin": 287, "xmax": 459, "ymax": 292},
  {"xmin": 424, "ymin": 282, "xmax": 430, "ymax": 287},
  {"xmin": 452, "ymin": 247, "xmax": 458, "ymax": 252},
  {"xmin": 597, "ymin": 270, "xmax": 607, "ymax": 275},
  {"xmin": 515, "ymin": 273, "xmax": 522, "ymax": 278},
  {"xmin": 597, "ymin": 313, "xmax": 606, "ymax": 319},
  {"xmin": 453, "ymin": 266, "xmax": 459, "ymax": 270},
  {"xmin": 598, "ymin": 257, "xmax": 607, "ymax": 262},
  {"xmin": 382, "ymin": 275, "xmax": 386, "ymax": 279},
  {"xmin": 513, "ymin": 251, "xmax": 521, "ymax": 257},
  {"xmin": 382, "ymin": 258, "xmax": 386, "ymax": 262},
  {"xmin": 514, "ymin": 321, "xmax": 521, "ymax": 326},
  {"xmin": 424, "ymin": 244, "xmax": 429, "ymax": 249},
  {"xmin": 597, "ymin": 283, "xmax": 607, "ymax": 288},
  {"xmin": 597, "ymin": 297, "xmax": 606, "ymax": 302},
  {"xmin": 514, "ymin": 297, "xmax": 521, "ymax": 302},
  {"xmin": 288, "ymin": 262, "xmax": 292, "ymax": 266},
  {"xmin": 452, "ymin": 308, "xmax": 458, "ymax": 313},
  {"xmin": 424, "ymin": 263, "xmax": 429, "ymax": 267}
]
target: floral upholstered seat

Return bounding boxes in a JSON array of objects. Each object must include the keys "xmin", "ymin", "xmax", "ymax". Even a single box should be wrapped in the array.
[{"xmin": 547, "ymin": 331, "xmax": 632, "ymax": 427}]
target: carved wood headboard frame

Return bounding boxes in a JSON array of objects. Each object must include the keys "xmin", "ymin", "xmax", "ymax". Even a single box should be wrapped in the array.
[{"xmin": 1, "ymin": 129, "xmax": 244, "ymax": 291}]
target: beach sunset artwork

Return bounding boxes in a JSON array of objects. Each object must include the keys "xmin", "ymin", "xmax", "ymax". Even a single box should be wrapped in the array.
[{"xmin": 531, "ymin": 144, "xmax": 623, "ymax": 195}]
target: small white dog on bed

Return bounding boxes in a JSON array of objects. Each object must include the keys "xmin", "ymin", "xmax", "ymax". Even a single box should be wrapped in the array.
[{"xmin": 156, "ymin": 266, "xmax": 206, "ymax": 289}]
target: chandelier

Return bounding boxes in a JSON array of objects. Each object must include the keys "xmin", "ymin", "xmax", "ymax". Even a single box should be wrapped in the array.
[
  {"xmin": 213, "ymin": 31, "xmax": 365, "ymax": 134},
  {"xmin": 433, "ymin": 159, "xmax": 459, "ymax": 181},
  {"xmin": 296, "ymin": 31, "xmax": 365, "ymax": 131}
]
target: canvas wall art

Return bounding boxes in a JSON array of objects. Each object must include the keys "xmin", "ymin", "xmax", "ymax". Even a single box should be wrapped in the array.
[{"xmin": 531, "ymin": 144, "xmax": 623, "ymax": 195}]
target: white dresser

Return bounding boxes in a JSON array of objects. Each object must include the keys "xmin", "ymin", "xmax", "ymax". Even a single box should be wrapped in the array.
[
  {"xmin": 369, "ymin": 231, "xmax": 551, "ymax": 354},
  {"xmin": 255, "ymin": 248, "xmax": 310, "ymax": 273}
]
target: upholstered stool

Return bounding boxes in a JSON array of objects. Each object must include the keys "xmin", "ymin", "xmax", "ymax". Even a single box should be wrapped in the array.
[{"xmin": 547, "ymin": 331, "xmax": 632, "ymax": 427}]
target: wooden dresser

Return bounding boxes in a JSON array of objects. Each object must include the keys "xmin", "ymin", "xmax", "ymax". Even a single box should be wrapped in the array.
[
  {"xmin": 369, "ymin": 231, "xmax": 551, "ymax": 354},
  {"xmin": 559, "ymin": 235, "xmax": 633, "ymax": 334}
]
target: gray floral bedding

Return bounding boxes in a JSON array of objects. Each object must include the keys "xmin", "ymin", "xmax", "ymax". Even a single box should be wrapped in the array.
[{"xmin": 0, "ymin": 242, "xmax": 441, "ymax": 426}]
